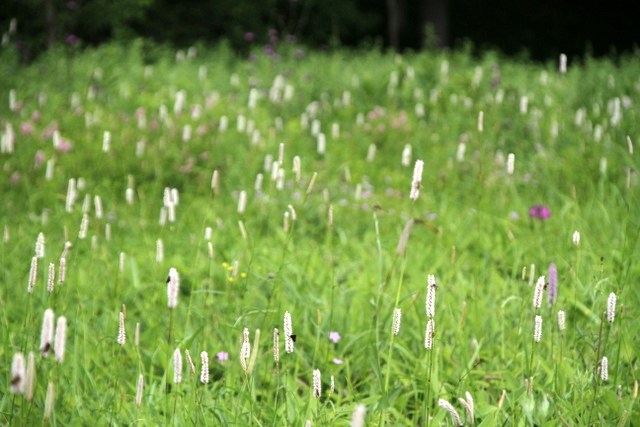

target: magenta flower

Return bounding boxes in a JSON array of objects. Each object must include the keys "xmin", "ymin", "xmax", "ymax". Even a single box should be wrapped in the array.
[
  {"xmin": 66, "ymin": 35, "xmax": 78, "ymax": 44},
  {"xmin": 216, "ymin": 351, "xmax": 229, "ymax": 361},
  {"xmin": 332, "ymin": 358, "xmax": 344, "ymax": 364},
  {"xmin": 529, "ymin": 205, "xmax": 551, "ymax": 220},
  {"xmin": 329, "ymin": 332, "xmax": 341, "ymax": 343}
]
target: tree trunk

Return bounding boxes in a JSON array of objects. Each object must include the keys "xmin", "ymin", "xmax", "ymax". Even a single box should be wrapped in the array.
[
  {"xmin": 44, "ymin": 0, "xmax": 56, "ymax": 49},
  {"xmin": 386, "ymin": 0, "xmax": 403, "ymax": 51}
]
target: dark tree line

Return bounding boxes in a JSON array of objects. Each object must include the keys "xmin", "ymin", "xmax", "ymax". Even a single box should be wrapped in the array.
[{"xmin": 0, "ymin": 0, "xmax": 637, "ymax": 62}]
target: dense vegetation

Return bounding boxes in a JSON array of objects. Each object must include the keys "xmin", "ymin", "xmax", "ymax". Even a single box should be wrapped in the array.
[{"xmin": 1, "ymin": 43, "xmax": 639, "ymax": 425}]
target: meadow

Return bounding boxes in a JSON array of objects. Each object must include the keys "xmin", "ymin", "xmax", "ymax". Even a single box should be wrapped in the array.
[{"xmin": 1, "ymin": 40, "xmax": 639, "ymax": 426}]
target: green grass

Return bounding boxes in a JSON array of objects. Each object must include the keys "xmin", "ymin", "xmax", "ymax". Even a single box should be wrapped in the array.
[{"xmin": 0, "ymin": 40, "xmax": 639, "ymax": 426}]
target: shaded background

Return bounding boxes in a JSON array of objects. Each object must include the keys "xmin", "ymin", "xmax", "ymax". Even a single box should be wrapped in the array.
[{"xmin": 1, "ymin": 0, "xmax": 638, "ymax": 62}]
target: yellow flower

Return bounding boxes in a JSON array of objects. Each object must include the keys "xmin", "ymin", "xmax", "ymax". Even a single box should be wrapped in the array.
[
  {"xmin": 228, "ymin": 277, "xmax": 235, "ymax": 282},
  {"xmin": 221, "ymin": 262, "xmax": 229, "ymax": 267},
  {"xmin": 240, "ymin": 273, "xmax": 247, "ymax": 278}
]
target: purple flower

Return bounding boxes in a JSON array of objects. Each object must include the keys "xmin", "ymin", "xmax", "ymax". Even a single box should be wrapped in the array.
[
  {"xmin": 263, "ymin": 45, "xmax": 274, "ymax": 55},
  {"xmin": 268, "ymin": 29, "xmax": 278, "ymax": 38},
  {"xmin": 548, "ymin": 263, "xmax": 557, "ymax": 304},
  {"xmin": 295, "ymin": 49, "xmax": 305, "ymax": 59},
  {"xmin": 529, "ymin": 205, "xmax": 551, "ymax": 220},
  {"xmin": 248, "ymin": 54, "xmax": 258, "ymax": 62},
  {"xmin": 216, "ymin": 351, "xmax": 229, "ymax": 361},
  {"xmin": 244, "ymin": 32, "xmax": 254, "ymax": 42},
  {"xmin": 510, "ymin": 211, "xmax": 520, "ymax": 220},
  {"xmin": 67, "ymin": 1, "xmax": 78, "ymax": 9},
  {"xmin": 66, "ymin": 35, "xmax": 78, "ymax": 45},
  {"xmin": 286, "ymin": 34, "xmax": 297, "ymax": 43},
  {"xmin": 332, "ymin": 358, "xmax": 344, "ymax": 364},
  {"xmin": 329, "ymin": 332, "xmax": 341, "ymax": 343}
]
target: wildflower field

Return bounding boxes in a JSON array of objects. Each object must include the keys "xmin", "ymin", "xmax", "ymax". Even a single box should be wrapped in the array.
[{"xmin": 1, "ymin": 41, "xmax": 639, "ymax": 426}]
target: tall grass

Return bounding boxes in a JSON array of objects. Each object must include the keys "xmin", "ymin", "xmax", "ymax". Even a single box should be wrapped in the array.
[{"xmin": 0, "ymin": 40, "xmax": 639, "ymax": 425}]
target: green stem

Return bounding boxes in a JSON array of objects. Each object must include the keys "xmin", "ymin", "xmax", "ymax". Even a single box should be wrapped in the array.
[{"xmin": 381, "ymin": 254, "xmax": 408, "ymax": 423}]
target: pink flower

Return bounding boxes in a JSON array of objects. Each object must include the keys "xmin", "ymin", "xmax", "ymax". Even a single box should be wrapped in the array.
[
  {"xmin": 216, "ymin": 351, "xmax": 228, "ymax": 361},
  {"xmin": 10, "ymin": 172, "xmax": 20, "ymax": 184},
  {"xmin": 34, "ymin": 150, "xmax": 45, "ymax": 167},
  {"xmin": 56, "ymin": 139, "xmax": 72, "ymax": 152},
  {"xmin": 179, "ymin": 158, "xmax": 195, "ymax": 173},
  {"xmin": 21, "ymin": 122, "xmax": 34, "ymax": 135},
  {"xmin": 329, "ymin": 331, "xmax": 341, "ymax": 343},
  {"xmin": 41, "ymin": 122, "xmax": 58, "ymax": 138},
  {"xmin": 332, "ymin": 358, "xmax": 344, "ymax": 364}
]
